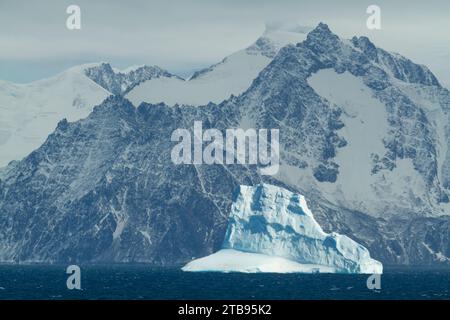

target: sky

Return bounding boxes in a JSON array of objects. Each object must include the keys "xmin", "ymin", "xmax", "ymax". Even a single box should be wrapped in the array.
[{"xmin": 1, "ymin": 0, "xmax": 449, "ymax": 87}]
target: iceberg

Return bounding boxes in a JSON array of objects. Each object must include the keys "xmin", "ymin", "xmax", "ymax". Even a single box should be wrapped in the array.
[{"xmin": 183, "ymin": 184, "xmax": 383, "ymax": 274}]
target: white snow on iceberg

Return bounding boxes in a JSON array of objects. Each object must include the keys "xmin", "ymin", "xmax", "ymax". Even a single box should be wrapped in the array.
[{"xmin": 183, "ymin": 184, "xmax": 383, "ymax": 274}]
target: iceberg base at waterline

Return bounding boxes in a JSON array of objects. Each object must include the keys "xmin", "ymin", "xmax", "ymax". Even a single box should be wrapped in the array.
[
  {"xmin": 182, "ymin": 249, "xmax": 338, "ymax": 273},
  {"xmin": 182, "ymin": 184, "xmax": 383, "ymax": 274}
]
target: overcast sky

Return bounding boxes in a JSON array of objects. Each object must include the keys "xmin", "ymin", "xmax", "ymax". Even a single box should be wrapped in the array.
[{"xmin": 1, "ymin": 0, "xmax": 449, "ymax": 86}]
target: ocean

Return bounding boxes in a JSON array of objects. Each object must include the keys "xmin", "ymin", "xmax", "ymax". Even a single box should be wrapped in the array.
[{"xmin": 0, "ymin": 264, "xmax": 448, "ymax": 300}]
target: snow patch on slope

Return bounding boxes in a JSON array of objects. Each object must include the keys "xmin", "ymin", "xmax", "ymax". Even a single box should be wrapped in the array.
[
  {"xmin": 306, "ymin": 69, "xmax": 449, "ymax": 217},
  {"xmin": 307, "ymin": 69, "xmax": 388, "ymax": 213},
  {"xmin": 394, "ymin": 80, "xmax": 450, "ymax": 185}
]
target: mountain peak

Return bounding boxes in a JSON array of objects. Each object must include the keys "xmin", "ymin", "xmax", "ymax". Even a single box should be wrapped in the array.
[
  {"xmin": 83, "ymin": 62, "xmax": 175, "ymax": 95},
  {"xmin": 309, "ymin": 22, "xmax": 334, "ymax": 37},
  {"xmin": 302, "ymin": 22, "xmax": 341, "ymax": 53},
  {"xmin": 304, "ymin": 23, "xmax": 339, "ymax": 46},
  {"xmin": 350, "ymin": 36, "xmax": 441, "ymax": 87}
]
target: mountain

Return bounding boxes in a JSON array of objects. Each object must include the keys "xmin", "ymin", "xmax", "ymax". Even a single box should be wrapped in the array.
[
  {"xmin": 83, "ymin": 62, "xmax": 179, "ymax": 96},
  {"xmin": 242, "ymin": 23, "xmax": 450, "ymax": 219},
  {"xmin": 126, "ymin": 24, "xmax": 311, "ymax": 106},
  {"xmin": 0, "ymin": 66, "xmax": 109, "ymax": 167},
  {"xmin": 0, "ymin": 62, "xmax": 175, "ymax": 167},
  {"xmin": 183, "ymin": 184, "xmax": 383, "ymax": 274},
  {"xmin": 0, "ymin": 96, "xmax": 248, "ymax": 263},
  {"xmin": 0, "ymin": 23, "xmax": 449, "ymax": 266},
  {"xmin": 0, "ymin": 25, "xmax": 307, "ymax": 168}
]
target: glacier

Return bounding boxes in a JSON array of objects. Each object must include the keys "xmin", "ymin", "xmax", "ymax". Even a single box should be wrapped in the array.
[{"xmin": 183, "ymin": 184, "xmax": 383, "ymax": 274}]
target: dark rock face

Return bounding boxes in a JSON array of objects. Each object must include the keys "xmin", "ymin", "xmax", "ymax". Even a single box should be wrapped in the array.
[
  {"xmin": 84, "ymin": 63, "xmax": 177, "ymax": 96},
  {"xmin": 0, "ymin": 24, "xmax": 449, "ymax": 266},
  {"xmin": 0, "ymin": 96, "xmax": 261, "ymax": 263}
]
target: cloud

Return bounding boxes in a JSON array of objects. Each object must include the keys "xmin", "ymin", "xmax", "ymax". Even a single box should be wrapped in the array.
[{"xmin": 1, "ymin": 0, "xmax": 450, "ymax": 84}]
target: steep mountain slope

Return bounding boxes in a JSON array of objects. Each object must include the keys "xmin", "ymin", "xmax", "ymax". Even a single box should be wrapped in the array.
[
  {"xmin": 238, "ymin": 23, "xmax": 450, "ymax": 218},
  {"xmin": 0, "ymin": 96, "xmax": 259, "ymax": 263},
  {"xmin": 126, "ymin": 24, "xmax": 311, "ymax": 106},
  {"xmin": 0, "ymin": 63, "xmax": 176, "ymax": 167},
  {"xmin": 0, "ymin": 68, "xmax": 110, "ymax": 167},
  {"xmin": 0, "ymin": 23, "xmax": 449, "ymax": 266}
]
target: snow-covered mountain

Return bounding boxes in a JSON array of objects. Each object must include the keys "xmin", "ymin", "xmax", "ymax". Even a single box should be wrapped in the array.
[
  {"xmin": 0, "ymin": 62, "xmax": 175, "ymax": 167},
  {"xmin": 239, "ymin": 23, "xmax": 450, "ymax": 219},
  {"xmin": 183, "ymin": 184, "xmax": 382, "ymax": 273},
  {"xmin": 0, "ymin": 23, "xmax": 449, "ymax": 266},
  {"xmin": 0, "ymin": 25, "xmax": 305, "ymax": 168},
  {"xmin": 83, "ymin": 62, "xmax": 179, "ymax": 95},
  {"xmin": 126, "ymin": 24, "xmax": 311, "ymax": 106},
  {"xmin": 0, "ymin": 67, "xmax": 109, "ymax": 167}
]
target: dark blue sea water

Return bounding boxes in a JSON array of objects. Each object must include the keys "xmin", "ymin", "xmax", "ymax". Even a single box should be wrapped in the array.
[{"xmin": 0, "ymin": 265, "xmax": 448, "ymax": 300}]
